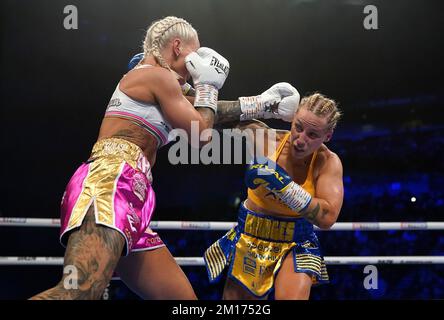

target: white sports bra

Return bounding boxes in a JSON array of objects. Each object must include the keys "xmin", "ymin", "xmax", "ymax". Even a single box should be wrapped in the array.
[{"xmin": 104, "ymin": 65, "xmax": 172, "ymax": 147}]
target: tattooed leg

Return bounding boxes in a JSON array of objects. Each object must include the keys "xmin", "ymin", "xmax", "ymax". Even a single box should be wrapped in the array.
[{"xmin": 30, "ymin": 206, "xmax": 124, "ymax": 300}]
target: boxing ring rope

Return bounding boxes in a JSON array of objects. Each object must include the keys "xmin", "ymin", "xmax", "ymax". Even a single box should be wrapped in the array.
[
  {"xmin": 2, "ymin": 217, "xmax": 444, "ymax": 231},
  {"xmin": 1, "ymin": 217, "xmax": 443, "ymax": 266},
  {"xmin": 1, "ymin": 256, "xmax": 444, "ymax": 266}
]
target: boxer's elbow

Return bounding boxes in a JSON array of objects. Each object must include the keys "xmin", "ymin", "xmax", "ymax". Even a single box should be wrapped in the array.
[
  {"xmin": 185, "ymin": 123, "xmax": 214, "ymax": 148},
  {"xmin": 317, "ymin": 218, "xmax": 336, "ymax": 230},
  {"xmin": 317, "ymin": 206, "xmax": 340, "ymax": 230}
]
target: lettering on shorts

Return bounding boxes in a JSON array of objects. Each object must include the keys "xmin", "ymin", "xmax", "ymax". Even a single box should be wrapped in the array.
[
  {"xmin": 127, "ymin": 202, "xmax": 141, "ymax": 233},
  {"xmin": 124, "ymin": 227, "xmax": 133, "ymax": 250},
  {"xmin": 243, "ymin": 257, "xmax": 256, "ymax": 276},
  {"xmin": 132, "ymin": 172, "xmax": 147, "ymax": 202}
]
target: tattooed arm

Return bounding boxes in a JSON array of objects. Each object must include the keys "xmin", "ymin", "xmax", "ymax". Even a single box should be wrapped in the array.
[
  {"xmin": 299, "ymin": 152, "xmax": 344, "ymax": 229},
  {"xmin": 214, "ymin": 82, "xmax": 300, "ymax": 126},
  {"xmin": 195, "ymin": 107, "xmax": 215, "ymax": 134},
  {"xmin": 215, "ymin": 100, "xmax": 242, "ymax": 125},
  {"xmin": 185, "ymin": 98, "xmax": 240, "ymax": 127},
  {"xmin": 188, "ymin": 83, "xmax": 299, "ymax": 128},
  {"xmin": 194, "ymin": 98, "xmax": 269, "ymax": 149}
]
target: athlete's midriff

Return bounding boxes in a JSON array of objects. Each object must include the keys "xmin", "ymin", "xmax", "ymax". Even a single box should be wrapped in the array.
[
  {"xmin": 244, "ymin": 198, "xmax": 301, "ymax": 219},
  {"xmin": 97, "ymin": 117, "xmax": 158, "ymax": 167}
]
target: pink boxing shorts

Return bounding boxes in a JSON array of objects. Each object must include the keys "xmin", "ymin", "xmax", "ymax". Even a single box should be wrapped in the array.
[{"xmin": 59, "ymin": 138, "xmax": 164, "ymax": 255}]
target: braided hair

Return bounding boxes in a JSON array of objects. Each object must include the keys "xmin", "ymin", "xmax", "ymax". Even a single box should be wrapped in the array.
[
  {"xmin": 142, "ymin": 16, "xmax": 197, "ymax": 75},
  {"xmin": 299, "ymin": 93, "xmax": 342, "ymax": 130}
]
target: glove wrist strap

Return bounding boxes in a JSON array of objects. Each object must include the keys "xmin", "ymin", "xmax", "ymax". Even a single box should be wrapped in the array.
[
  {"xmin": 277, "ymin": 182, "xmax": 312, "ymax": 213},
  {"xmin": 239, "ymin": 95, "xmax": 265, "ymax": 120},
  {"xmin": 194, "ymin": 84, "xmax": 218, "ymax": 113},
  {"xmin": 239, "ymin": 95, "xmax": 279, "ymax": 121}
]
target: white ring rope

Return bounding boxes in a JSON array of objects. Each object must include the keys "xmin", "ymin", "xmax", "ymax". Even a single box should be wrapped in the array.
[
  {"xmin": 1, "ymin": 256, "xmax": 443, "ymax": 266},
  {"xmin": 1, "ymin": 218, "xmax": 444, "ymax": 231},
  {"xmin": 1, "ymin": 220, "xmax": 442, "ymax": 268}
]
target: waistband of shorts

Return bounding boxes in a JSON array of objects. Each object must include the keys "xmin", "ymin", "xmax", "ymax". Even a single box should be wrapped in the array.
[
  {"xmin": 237, "ymin": 201, "xmax": 314, "ymax": 242},
  {"xmin": 90, "ymin": 138, "xmax": 153, "ymax": 183},
  {"xmin": 91, "ymin": 138, "xmax": 143, "ymax": 161}
]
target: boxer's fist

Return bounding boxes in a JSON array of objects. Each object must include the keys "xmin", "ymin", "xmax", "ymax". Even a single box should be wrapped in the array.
[
  {"xmin": 185, "ymin": 47, "xmax": 230, "ymax": 90},
  {"xmin": 185, "ymin": 47, "xmax": 230, "ymax": 112},
  {"xmin": 240, "ymin": 82, "xmax": 300, "ymax": 121}
]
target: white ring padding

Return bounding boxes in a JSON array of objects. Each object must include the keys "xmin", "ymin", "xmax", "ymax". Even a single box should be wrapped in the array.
[
  {"xmin": 1, "ymin": 218, "xmax": 444, "ymax": 231},
  {"xmin": 1, "ymin": 256, "xmax": 444, "ymax": 266}
]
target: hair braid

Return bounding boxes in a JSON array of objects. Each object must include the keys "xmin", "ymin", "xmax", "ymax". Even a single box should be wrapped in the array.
[
  {"xmin": 300, "ymin": 93, "xmax": 342, "ymax": 130},
  {"xmin": 142, "ymin": 16, "xmax": 197, "ymax": 74}
]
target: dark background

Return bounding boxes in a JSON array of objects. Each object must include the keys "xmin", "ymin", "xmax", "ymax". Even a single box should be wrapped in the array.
[{"xmin": 1, "ymin": 0, "xmax": 443, "ymax": 299}]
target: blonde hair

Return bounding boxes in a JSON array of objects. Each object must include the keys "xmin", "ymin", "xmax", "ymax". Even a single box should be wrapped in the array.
[
  {"xmin": 299, "ymin": 93, "xmax": 342, "ymax": 130},
  {"xmin": 142, "ymin": 16, "xmax": 197, "ymax": 73}
]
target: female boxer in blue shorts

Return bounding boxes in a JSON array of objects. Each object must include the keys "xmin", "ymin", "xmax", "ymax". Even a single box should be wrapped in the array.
[{"xmin": 205, "ymin": 93, "xmax": 344, "ymax": 300}]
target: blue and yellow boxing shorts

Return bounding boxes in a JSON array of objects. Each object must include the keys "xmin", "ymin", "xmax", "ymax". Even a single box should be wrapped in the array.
[{"xmin": 204, "ymin": 201, "xmax": 329, "ymax": 297}]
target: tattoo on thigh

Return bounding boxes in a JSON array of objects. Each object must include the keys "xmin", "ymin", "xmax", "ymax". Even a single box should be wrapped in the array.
[{"xmin": 32, "ymin": 208, "xmax": 124, "ymax": 299}]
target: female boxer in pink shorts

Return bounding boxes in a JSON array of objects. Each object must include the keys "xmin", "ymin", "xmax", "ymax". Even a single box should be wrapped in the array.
[
  {"xmin": 31, "ymin": 15, "xmax": 298, "ymax": 299},
  {"xmin": 31, "ymin": 16, "xmax": 229, "ymax": 300}
]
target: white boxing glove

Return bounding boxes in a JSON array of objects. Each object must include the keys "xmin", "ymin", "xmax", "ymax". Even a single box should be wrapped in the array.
[
  {"xmin": 239, "ymin": 82, "xmax": 300, "ymax": 122},
  {"xmin": 277, "ymin": 94, "xmax": 301, "ymax": 122},
  {"xmin": 185, "ymin": 47, "xmax": 230, "ymax": 113}
]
